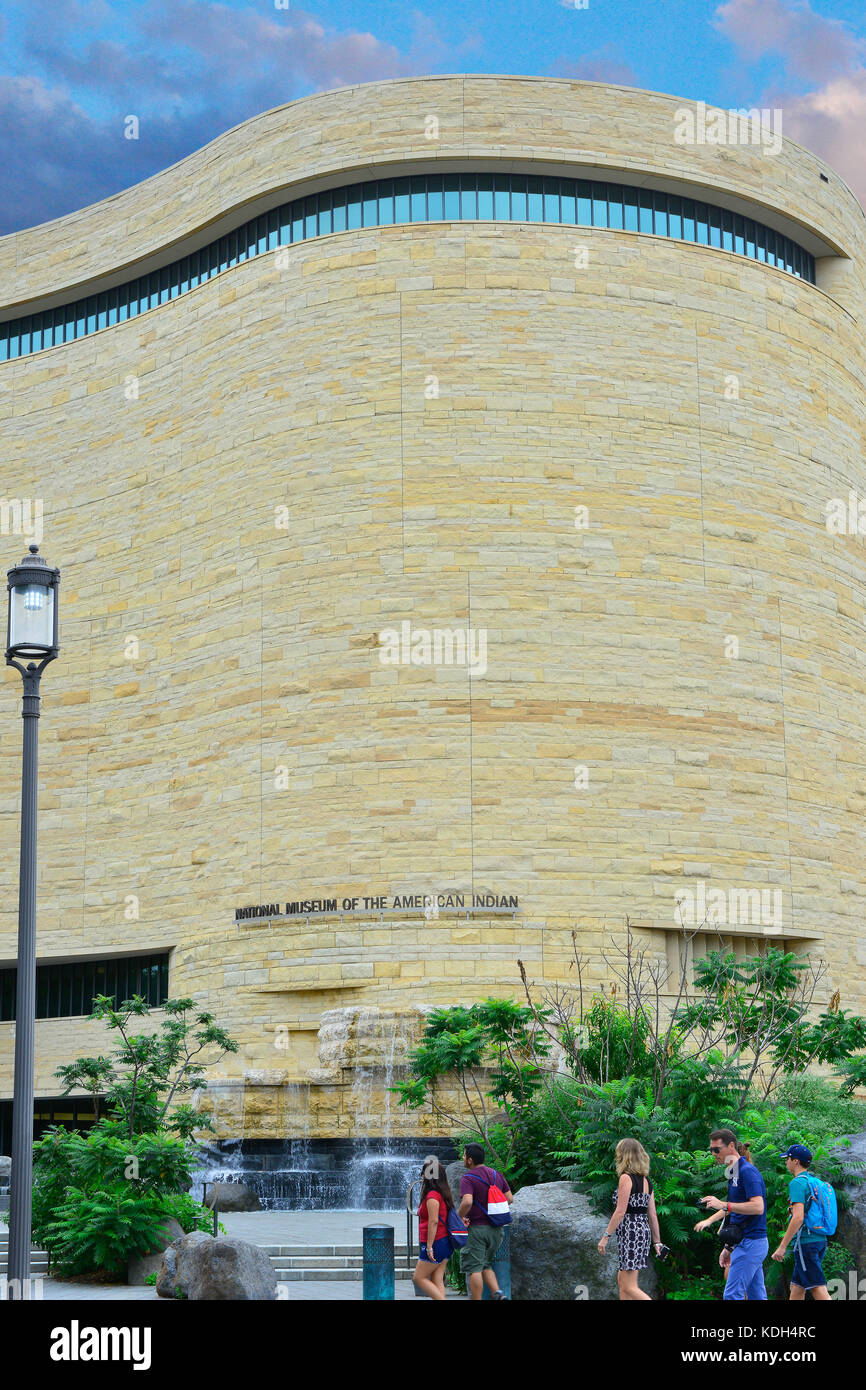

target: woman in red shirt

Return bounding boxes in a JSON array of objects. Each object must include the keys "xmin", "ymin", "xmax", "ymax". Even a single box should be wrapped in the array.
[{"xmin": 412, "ymin": 1157, "xmax": 454, "ymax": 1300}]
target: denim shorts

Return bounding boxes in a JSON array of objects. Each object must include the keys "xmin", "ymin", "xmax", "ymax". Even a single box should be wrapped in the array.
[
  {"xmin": 791, "ymin": 1239, "xmax": 827, "ymax": 1291},
  {"xmin": 417, "ymin": 1234, "xmax": 451, "ymax": 1265}
]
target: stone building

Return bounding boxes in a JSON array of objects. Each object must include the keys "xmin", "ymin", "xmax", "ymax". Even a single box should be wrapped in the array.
[{"xmin": 1, "ymin": 77, "xmax": 864, "ymax": 1192}]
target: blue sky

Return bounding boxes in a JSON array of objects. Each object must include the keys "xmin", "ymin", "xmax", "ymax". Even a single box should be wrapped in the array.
[{"xmin": 2, "ymin": 0, "xmax": 865, "ymax": 232}]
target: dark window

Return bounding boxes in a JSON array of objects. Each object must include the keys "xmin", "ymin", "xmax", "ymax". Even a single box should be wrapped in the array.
[
  {"xmin": 560, "ymin": 179, "xmax": 576, "ymax": 225},
  {"xmin": 477, "ymin": 173, "xmax": 495, "ymax": 220},
  {"xmin": 378, "ymin": 182, "xmax": 394, "ymax": 227},
  {"xmin": 443, "ymin": 174, "xmax": 460, "ymax": 220},
  {"xmin": 0, "ymin": 952, "xmax": 170, "ymax": 1021},
  {"xmin": 317, "ymin": 191, "xmax": 333, "ymax": 235},
  {"xmin": 410, "ymin": 176, "xmax": 427, "ymax": 221},
  {"xmin": 393, "ymin": 177, "xmax": 411, "ymax": 223},
  {"xmin": 653, "ymin": 191, "xmax": 667, "ymax": 237},
  {"xmin": 493, "ymin": 174, "xmax": 510, "ymax": 221},
  {"xmin": 427, "ymin": 175, "xmax": 444, "ymax": 221},
  {"xmin": 347, "ymin": 184, "xmax": 363, "ymax": 229},
  {"xmin": 7, "ymin": 172, "xmax": 817, "ymax": 360},
  {"xmin": 543, "ymin": 177, "xmax": 560, "ymax": 223}
]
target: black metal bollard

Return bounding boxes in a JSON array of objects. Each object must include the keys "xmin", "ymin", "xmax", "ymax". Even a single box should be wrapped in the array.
[{"xmin": 363, "ymin": 1224, "xmax": 395, "ymax": 1300}]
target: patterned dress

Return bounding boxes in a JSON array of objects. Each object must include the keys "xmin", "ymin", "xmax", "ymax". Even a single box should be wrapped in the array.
[{"xmin": 613, "ymin": 1173, "xmax": 652, "ymax": 1271}]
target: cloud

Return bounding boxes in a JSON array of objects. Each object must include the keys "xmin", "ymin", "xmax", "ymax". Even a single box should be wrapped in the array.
[
  {"xmin": 714, "ymin": 0, "xmax": 863, "ymax": 83},
  {"xmin": 1, "ymin": 2, "xmax": 446, "ymax": 233},
  {"xmin": 713, "ymin": 0, "xmax": 866, "ymax": 206},
  {"xmin": 780, "ymin": 74, "xmax": 866, "ymax": 200},
  {"xmin": 550, "ymin": 47, "xmax": 640, "ymax": 87}
]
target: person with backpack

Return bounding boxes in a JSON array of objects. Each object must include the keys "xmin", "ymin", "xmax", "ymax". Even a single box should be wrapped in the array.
[
  {"xmin": 597, "ymin": 1137, "xmax": 663, "ymax": 1300},
  {"xmin": 457, "ymin": 1143, "xmax": 513, "ymax": 1300},
  {"xmin": 413, "ymin": 1156, "xmax": 459, "ymax": 1300},
  {"xmin": 697, "ymin": 1128, "xmax": 768, "ymax": 1300},
  {"xmin": 770, "ymin": 1144, "xmax": 834, "ymax": 1300}
]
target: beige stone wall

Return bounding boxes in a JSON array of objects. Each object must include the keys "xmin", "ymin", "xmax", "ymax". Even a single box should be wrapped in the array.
[{"xmin": 1, "ymin": 77, "xmax": 865, "ymax": 1140}]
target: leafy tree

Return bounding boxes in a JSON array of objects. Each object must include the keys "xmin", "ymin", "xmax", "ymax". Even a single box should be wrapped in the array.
[
  {"xmin": 392, "ymin": 999, "xmax": 552, "ymax": 1168},
  {"xmin": 837, "ymin": 1053, "xmax": 866, "ymax": 1098},
  {"xmin": 55, "ymin": 995, "xmax": 239, "ymax": 1140},
  {"xmin": 575, "ymin": 994, "xmax": 653, "ymax": 1085}
]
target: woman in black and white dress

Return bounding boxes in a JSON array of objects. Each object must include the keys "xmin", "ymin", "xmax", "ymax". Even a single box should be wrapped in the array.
[{"xmin": 598, "ymin": 1137, "xmax": 663, "ymax": 1300}]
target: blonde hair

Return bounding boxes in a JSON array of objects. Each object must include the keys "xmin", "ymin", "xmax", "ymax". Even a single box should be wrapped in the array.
[{"xmin": 615, "ymin": 1137, "xmax": 651, "ymax": 1178}]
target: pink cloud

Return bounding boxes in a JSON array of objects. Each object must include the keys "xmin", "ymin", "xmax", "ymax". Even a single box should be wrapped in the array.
[
  {"xmin": 780, "ymin": 73, "xmax": 866, "ymax": 202},
  {"xmin": 713, "ymin": 0, "xmax": 863, "ymax": 83},
  {"xmin": 713, "ymin": 0, "xmax": 866, "ymax": 206}
]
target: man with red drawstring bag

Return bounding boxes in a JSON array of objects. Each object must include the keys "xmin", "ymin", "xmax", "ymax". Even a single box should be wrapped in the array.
[{"xmin": 457, "ymin": 1142, "xmax": 514, "ymax": 1301}]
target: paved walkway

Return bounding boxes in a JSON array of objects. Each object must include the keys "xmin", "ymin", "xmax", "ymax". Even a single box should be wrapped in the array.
[
  {"xmin": 36, "ymin": 1211, "xmax": 441, "ymax": 1301},
  {"xmin": 219, "ymin": 1209, "xmax": 409, "ymax": 1244}
]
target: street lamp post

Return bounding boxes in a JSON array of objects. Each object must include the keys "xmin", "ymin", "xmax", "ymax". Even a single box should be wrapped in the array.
[{"xmin": 4, "ymin": 544, "xmax": 60, "ymax": 1298}]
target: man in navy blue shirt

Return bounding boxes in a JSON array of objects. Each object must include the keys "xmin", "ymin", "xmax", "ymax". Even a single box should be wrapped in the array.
[{"xmin": 696, "ymin": 1128, "xmax": 768, "ymax": 1300}]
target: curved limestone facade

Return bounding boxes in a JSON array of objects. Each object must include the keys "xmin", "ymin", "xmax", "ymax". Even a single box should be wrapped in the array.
[{"xmin": 1, "ymin": 77, "xmax": 865, "ymax": 1159}]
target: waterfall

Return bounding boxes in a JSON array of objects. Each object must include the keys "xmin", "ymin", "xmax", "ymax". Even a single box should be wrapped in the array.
[{"xmin": 189, "ymin": 1007, "xmax": 456, "ymax": 1209}]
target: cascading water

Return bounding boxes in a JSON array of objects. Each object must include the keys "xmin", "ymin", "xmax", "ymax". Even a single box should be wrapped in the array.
[
  {"xmin": 190, "ymin": 1007, "xmax": 457, "ymax": 1209},
  {"xmin": 346, "ymin": 1007, "xmax": 420, "ymax": 1207}
]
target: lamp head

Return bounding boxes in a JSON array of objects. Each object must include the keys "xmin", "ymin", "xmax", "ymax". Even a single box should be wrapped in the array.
[{"xmin": 6, "ymin": 544, "xmax": 60, "ymax": 665}]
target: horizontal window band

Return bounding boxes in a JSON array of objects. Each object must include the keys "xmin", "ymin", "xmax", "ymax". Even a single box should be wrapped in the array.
[{"xmin": 0, "ymin": 172, "xmax": 816, "ymax": 361}]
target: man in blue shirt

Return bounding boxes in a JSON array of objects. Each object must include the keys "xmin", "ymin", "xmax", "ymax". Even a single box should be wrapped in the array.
[
  {"xmin": 697, "ymin": 1128, "xmax": 768, "ymax": 1300},
  {"xmin": 771, "ymin": 1144, "xmax": 830, "ymax": 1300}
]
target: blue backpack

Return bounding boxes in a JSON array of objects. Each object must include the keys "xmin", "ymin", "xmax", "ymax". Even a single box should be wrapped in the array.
[
  {"xmin": 802, "ymin": 1174, "xmax": 837, "ymax": 1238},
  {"xmin": 446, "ymin": 1207, "xmax": 468, "ymax": 1250}
]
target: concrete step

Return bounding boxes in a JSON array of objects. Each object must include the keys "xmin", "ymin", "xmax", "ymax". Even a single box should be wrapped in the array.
[
  {"xmin": 271, "ymin": 1256, "xmax": 418, "ymax": 1270},
  {"xmin": 257, "ymin": 1245, "xmax": 409, "ymax": 1260},
  {"xmin": 273, "ymin": 1267, "xmax": 416, "ymax": 1282}
]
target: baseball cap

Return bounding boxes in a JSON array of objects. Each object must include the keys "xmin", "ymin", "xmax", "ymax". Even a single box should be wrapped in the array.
[{"xmin": 780, "ymin": 1144, "xmax": 812, "ymax": 1165}]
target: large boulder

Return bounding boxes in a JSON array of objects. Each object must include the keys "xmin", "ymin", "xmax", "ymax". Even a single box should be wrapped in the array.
[
  {"xmin": 156, "ymin": 1230, "xmax": 212, "ymax": 1298},
  {"xmin": 446, "ymin": 1161, "xmax": 469, "ymax": 1209},
  {"xmin": 203, "ymin": 1180, "xmax": 261, "ymax": 1213},
  {"xmin": 157, "ymin": 1232, "xmax": 277, "ymax": 1300},
  {"xmin": 510, "ymin": 1181, "xmax": 659, "ymax": 1301},
  {"xmin": 832, "ymin": 1131, "xmax": 866, "ymax": 1280},
  {"xmin": 128, "ymin": 1217, "xmax": 185, "ymax": 1286}
]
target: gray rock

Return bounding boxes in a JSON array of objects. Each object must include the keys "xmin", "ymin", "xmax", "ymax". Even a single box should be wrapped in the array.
[
  {"xmin": 203, "ymin": 1180, "xmax": 261, "ymax": 1213},
  {"xmin": 831, "ymin": 1131, "xmax": 866, "ymax": 1280},
  {"xmin": 510, "ymin": 1180, "xmax": 659, "ymax": 1301},
  {"xmin": 127, "ymin": 1217, "xmax": 185, "ymax": 1286},
  {"xmin": 176, "ymin": 1235, "xmax": 278, "ymax": 1300},
  {"xmin": 156, "ymin": 1230, "xmax": 212, "ymax": 1299},
  {"xmin": 445, "ymin": 1160, "xmax": 469, "ymax": 1210},
  {"xmin": 0, "ymin": 1156, "xmax": 11, "ymax": 1180}
]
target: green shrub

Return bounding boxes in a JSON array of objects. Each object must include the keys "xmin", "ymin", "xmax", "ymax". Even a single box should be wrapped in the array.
[
  {"xmin": 553, "ymin": 1078, "xmax": 861, "ymax": 1297},
  {"xmin": 41, "ymin": 1188, "xmax": 182, "ymax": 1278},
  {"xmin": 32, "ymin": 1119, "xmax": 213, "ymax": 1277},
  {"xmin": 666, "ymin": 1273, "xmax": 719, "ymax": 1301},
  {"xmin": 770, "ymin": 1074, "xmax": 866, "ymax": 1140}
]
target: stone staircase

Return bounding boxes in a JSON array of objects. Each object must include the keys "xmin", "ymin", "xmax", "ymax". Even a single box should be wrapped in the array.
[
  {"xmin": 0, "ymin": 1233, "xmax": 50, "ymax": 1278},
  {"xmin": 261, "ymin": 1241, "xmax": 416, "ymax": 1283}
]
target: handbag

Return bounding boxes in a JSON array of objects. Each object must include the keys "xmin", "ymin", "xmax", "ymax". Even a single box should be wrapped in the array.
[
  {"xmin": 718, "ymin": 1217, "xmax": 744, "ymax": 1247},
  {"xmin": 446, "ymin": 1206, "xmax": 468, "ymax": 1250}
]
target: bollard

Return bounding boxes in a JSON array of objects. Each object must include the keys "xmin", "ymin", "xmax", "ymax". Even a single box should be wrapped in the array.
[
  {"xmin": 482, "ymin": 1225, "xmax": 511, "ymax": 1300},
  {"xmin": 363, "ymin": 1224, "xmax": 395, "ymax": 1300}
]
